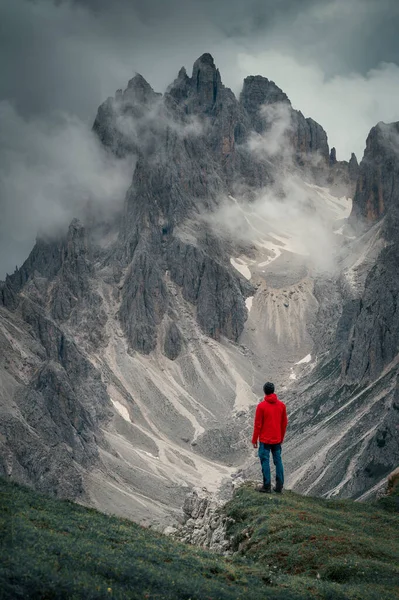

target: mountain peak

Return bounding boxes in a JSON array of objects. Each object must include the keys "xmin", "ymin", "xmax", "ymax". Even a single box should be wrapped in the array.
[
  {"xmin": 177, "ymin": 66, "xmax": 188, "ymax": 79},
  {"xmin": 351, "ymin": 121, "xmax": 399, "ymax": 222},
  {"xmin": 241, "ymin": 75, "xmax": 291, "ymax": 109},
  {"xmin": 127, "ymin": 73, "xmax": 151, "ymax": 89},
  {"xmin": 125, "ymin": 73, "xmax": 161, "ymax": 105},
  {"xmin": 191, "ymin": 53, "xmax": 222, "ymax": 110},
  {"xmin": 194, "ymin": 53, "xmax": 216, "ymax": 68},
  {"xmin": 192, "ymin": 53, "xmax": 219, "ymax": 82}
]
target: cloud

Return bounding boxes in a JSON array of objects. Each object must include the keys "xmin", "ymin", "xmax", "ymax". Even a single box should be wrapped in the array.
[
  {"xmin": 247, "ymin": 103, "xmax": 294, "ymax": 162},
  {"xmin": 0, "ymin": 89, "xmax": 207, "ymax": 279},
  {"xmin": 205, "ymin": 102, "xmax": 348, "ymax": 274},
  {"xmin": 0, "ymin": 102, "xmax": 132, "ymax": 278},
  {"xmin": 2, "ymin": 0, "xmax": 399, "ymax": 121},
  {"xmin": 113, "ymin": 98, "xmax": 204, "ymax": 153},
  {"xmin": 208, "ymin": 178, "xmax": 344, "ymax": 274}
]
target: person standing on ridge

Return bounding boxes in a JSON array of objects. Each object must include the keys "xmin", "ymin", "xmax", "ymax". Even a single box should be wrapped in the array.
[{"xmin": 252, "ymin": 382, "xmax": 288, "ymax": 493}]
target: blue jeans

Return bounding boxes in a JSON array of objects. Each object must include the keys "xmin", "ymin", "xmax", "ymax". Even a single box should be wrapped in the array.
[{"xmin": 258, "ymin": 443, "xmax": 284, "ymax": 487}]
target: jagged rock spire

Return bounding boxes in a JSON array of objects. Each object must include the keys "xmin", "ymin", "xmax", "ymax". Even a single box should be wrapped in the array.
[
  {"xmin": 241, "ymin": 75, "xmax": 290, "ymax": 112},
  {"xmin": 191, "ymin": 53, "xmax": 222, "ymax": 110},
  {"xmin": 348, "ymin": 152, "xmax": 359, "ymax": 185},
  {"xmin": 124, "ymin": 73, "xmax": 161, "ymax": 105},
  {"xmin": 351, "ymin": 121, "xmax": 399, "ymax": 222}
]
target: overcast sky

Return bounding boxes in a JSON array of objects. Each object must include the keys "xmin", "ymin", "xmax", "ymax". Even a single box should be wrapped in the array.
[{"xmin": 1, "ymin": 0, "xmax": 399, "ymax": 277}]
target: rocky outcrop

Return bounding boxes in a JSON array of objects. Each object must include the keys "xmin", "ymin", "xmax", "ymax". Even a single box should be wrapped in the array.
[
  {"xmin": 165, "ymin": 488, "xmax": 233, "ymax": 554},
  {"xmin": 296, "ymin": 115, "xmax": 329, "ymax": 164},
  {"xmin": 326, "ymin": 150, "xmax": 359, "ymax": 196},
  {"xmin": 92, "ymin": 73, "xmax": 161, "ymax": 158},
  {"xmin": 119, "ymin": 245, "xmax": 168, "ymax": 353},
  {"xmin": 50, "ymin": 220, "xmax": 94, "ymax": 321},
  {"xmin": 163, "ymin": 322, "xmax": 183, "ymax": 360},
  {"xmin": 0, "ymin": 302, "xmax": 110, "ymax": 499},
  {"xmin": 0, "ymin": 215, "xmax": 113, "ymax": 501},
  {"xmin": 0, "ymin": 237, "xmax": 63, "ymax": 311},
  {"xmin": 240, "ymin": 75, "xmax": 330, "ymax": 166},
  {"xmin": 350, "ymin": 122, "xmax": 399, "ymax": 223},
  {"xmin": 167, "ymin": 238, "xmax": 250, "ymax": 343},
  {"xmin": 348, "ymin": 152, "xmax": 360, "ymax": 185},
  {"xmin": 240, "ymin": 75, "xmax": 290, "ymax": 133}
]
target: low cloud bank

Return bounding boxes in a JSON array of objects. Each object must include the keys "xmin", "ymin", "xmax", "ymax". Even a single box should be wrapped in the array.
[
  {"xmin": 205, "ymin": 102, "xmax": 350, "ymax": 274},
  {"xmin": 0, "ymin": 102, "xmax": 132, "ymax": 278}
]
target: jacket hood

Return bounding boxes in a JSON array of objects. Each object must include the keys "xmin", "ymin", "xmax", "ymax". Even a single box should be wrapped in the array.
[{"xmin": 264, "ymin": 393, "xmax": 278, "ymax": 403}]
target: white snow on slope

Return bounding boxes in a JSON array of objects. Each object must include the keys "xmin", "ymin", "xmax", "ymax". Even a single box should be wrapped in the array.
[
  {"xmin": 229, "ymin": 184, "xmax": 352, "ymax": 279},
  {"xmin": 296, "ymin": 353, "xmax": 312, "ymax": 365},
  {"xmin": 111, "ymin": 399, "xmax": 132, "ymax": 422},
  {"xmin": 245, "ymin": 296, "xmax": 253, "ymax": 312},
  {"xmin": 304, "ymin": 183, "xmax": 352, "ymax": 219},
  {"xmin": 230, "ymin": 257, "xmax": 251, "ymax": 279}
]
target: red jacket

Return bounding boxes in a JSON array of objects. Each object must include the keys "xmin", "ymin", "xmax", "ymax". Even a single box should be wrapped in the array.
[{"xmin": 252, "ymin": 393, "xmax": 288, "ymax": 445}]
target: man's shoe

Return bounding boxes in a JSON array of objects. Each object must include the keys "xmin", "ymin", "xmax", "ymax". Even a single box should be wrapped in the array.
[
  {"xmin": 258, "ymin": 484, "xmax": 272, "ymax": 493},
  {"xmin": 273, "ymin": 483, "xmax": 283, "ymax": 494}
]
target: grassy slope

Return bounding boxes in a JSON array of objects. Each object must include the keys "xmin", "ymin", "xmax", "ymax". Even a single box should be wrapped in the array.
[
  {"xmin": 1, "ymin": 478, "xmax": 398, "ymax": 600},
  {"xmin": 225, "ymin": 484, "xmax": 399, "ymax": 599}
]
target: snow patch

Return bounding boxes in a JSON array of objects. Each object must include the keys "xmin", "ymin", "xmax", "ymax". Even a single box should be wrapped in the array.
[
  {"xmin": 295, "ymin": 354, "xmax": 312, "ymax": 365},
  {"xmin": 230, "ymin": 257, "xmax": 251, "ymax": 280},
  {"xmin": 245, "ymin": 296, "xmax": 253, "ymax": 312},
  {"xmin": 111, "ymin": 399, "xmax": 132, "ymax": 422},
  {"xmin": 138, "ymin": 449, "xmax": 160, "ymax": 461},
  {"xmin": 305, "ymin": 183, "xmax": 352, "ymax": 219}
]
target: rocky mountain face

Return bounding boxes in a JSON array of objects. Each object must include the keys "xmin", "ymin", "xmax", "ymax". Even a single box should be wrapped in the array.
[
  {"xmin": 279, "ymin": 121, "xmax": 399, "ymax": 500},
  {"xmin": 0, "ymin": 54, "xmax": 396, "ymax": 522},
  {"xmin": 351, "ymin": 122, "xmax": 399, "ymax": 223},
  {"xmin": 328, "ymin": 148, "xmax": 359, "ymax": 196}
]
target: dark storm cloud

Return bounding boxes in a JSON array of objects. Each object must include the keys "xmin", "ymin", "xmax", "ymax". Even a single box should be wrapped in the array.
[
  {"xmin": 2, "ymin": 0, "xmax": 398, "ymax": 121},
  {"xmin": 1, "ymin": 0, "xmax": 399, "ymax": 277},
  {"xmin": 54, "ymin": 0, "xmax": 399, "ymax": 75}
]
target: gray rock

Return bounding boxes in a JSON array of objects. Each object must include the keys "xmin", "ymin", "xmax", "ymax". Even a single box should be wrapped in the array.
[
  {"xmin": 240, "ymin": 75, "xmax": 329, "ymax": 167},
  {"xmin": 240, "ymin": 75, "xmax": 290, "ymax": 134},
  {"xmin": 175, "ymin": 489, "xmax": 233, "ymax": 554},
  {"xmin": 350, "ymin": 121, "xmax": 399, "ymax": 223},
  {"xmin": 164, "ymin": 322, "xmax": 183, "ymax": 360},
  {"xmin": 119, "ymin": 242, "xmax": 168, "ymax": 353},
  {"xmin": 348, "ymin": 152, "xmax": 359, "ymax": 185}
]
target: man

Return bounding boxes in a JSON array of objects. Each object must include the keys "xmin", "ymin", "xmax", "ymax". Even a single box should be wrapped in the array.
[{"xmin": 252, "ymin": 382, "xmax": 288, "ymax": 493}]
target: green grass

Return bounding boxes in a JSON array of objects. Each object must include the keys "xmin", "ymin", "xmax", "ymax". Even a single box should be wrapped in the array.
[
  {"xmin": 1, "ymin": 478, "xmax": 398, "ymax": 600},
  {"xmin": 225, "ymin": 483, "xmax": 399, "ymax": 599}
]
